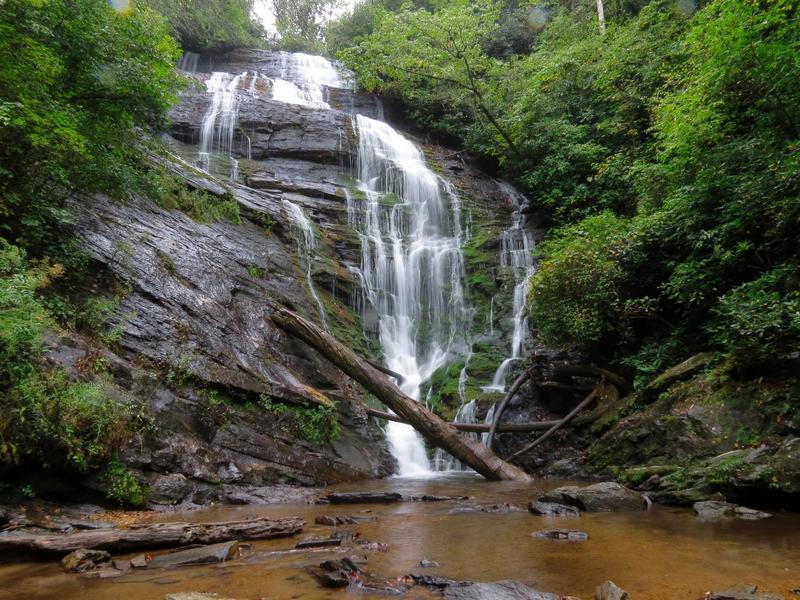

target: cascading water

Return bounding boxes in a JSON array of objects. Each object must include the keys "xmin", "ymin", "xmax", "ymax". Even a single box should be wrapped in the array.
[
  {"xmin": 269, "ymin": 52, "xmax": 347, "ymax": 109},
  {"xmin": 283, "ymin": 200, "xmax": 330, "ymax": 331},
  {"xmin": 346, "ymin": 114, "xmax": 471, "ymax": 476},
  {"xmin": 485, "ymin": 183, "xmax": 536, "ymax": 392},
  {"xmin": 198, "ymin": 72, "xmax": 244, "ymax": 179}
]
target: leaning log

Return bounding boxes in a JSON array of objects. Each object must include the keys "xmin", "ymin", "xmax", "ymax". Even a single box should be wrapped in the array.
[
  {"xmin": 364, "ymin": 406, "xmax": 600, "ymax": 431},
  {"xmin": 486, "ymin": 368, "xmax": 534, "ymax": 450},
  {"xmin": 271, "ymin": 306, "xmax": 530, "ymax": 482},
  {"xmin": 0, "ymin": 517, "xmax": 304, "ymax": 555}
]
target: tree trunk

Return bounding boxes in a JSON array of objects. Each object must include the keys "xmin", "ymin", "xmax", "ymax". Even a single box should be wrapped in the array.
[
  {"xmin": 364, "ymin": 406, "xmax": 601, "ymax": 431},
  {"xmin": 486, "ymin": 368, "xmax": 534, "ymax": 450},
  {"xmin": 0, "ymin": 517, "xmax": 304, "ymax": 555},
  {"xmin": 596, "ymin": 0, "xmax": 606, "ymax": 34},
  {"xmin": 271, "ymin": 306, "xmax": 530, "ymax": 482}
]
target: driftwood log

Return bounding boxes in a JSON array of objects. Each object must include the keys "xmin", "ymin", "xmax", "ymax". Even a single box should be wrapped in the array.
[
  {"xmin": 271, "ymin": 306, "xmax": 530, "ymax": 481},
  {"xmin": 0, "ymin": 517, "xmax": 304, "ymax": 555}
]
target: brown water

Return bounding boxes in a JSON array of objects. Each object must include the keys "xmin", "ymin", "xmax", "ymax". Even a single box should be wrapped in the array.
[{"xmin": 1, "ymin": 475, "xmax": 798, "ymax": 599}]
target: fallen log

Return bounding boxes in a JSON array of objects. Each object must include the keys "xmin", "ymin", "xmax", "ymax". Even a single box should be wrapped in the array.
[
  {"xmin": 486, "ymin": 368, "xmax": 535, "ymax": 450},
  {"xmin": 509, "ymin": 380, "xmax": 618, "ymax": 460},
  {"xmin": 364, "ymin": 406, "xmax": 600, "ymax": 431},
  {"xmin": 552, "ymin": 365, "xmax": 630, "ymax": 393},
  {"xmin": 271, "ymin": 306, "xmax": 530, "ymax": 481},
  {"xmin": 0, "ymin": 517, "xmax": 304, "ymax": 555}
]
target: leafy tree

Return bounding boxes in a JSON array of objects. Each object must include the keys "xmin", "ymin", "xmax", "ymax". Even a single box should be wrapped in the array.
[
  {"xmin": 273, "ymin": 0, "xmax": 341, "ymax": 52},
  {"xmin": 0, "ymin": 0, "xmax": 181, "ymax": 248}
]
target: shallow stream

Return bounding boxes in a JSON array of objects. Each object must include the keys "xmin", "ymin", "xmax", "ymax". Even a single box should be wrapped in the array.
[{"xmin": 2, "ymin": 475, "xmax": 798, "ymax": 599}]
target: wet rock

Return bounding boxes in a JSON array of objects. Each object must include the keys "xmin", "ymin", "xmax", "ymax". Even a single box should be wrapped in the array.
[
  {"xmin": 538, "ymin": 482, "xmax": 647, "ymax": 512},
  {"xmin": 309, "ymin": 557, "xmax": 364, "ymax": 588},
  {"xmin": 702, "ymin": 589, "xmax": 785, "ymax": 600},
  {"xmin": 80, "ymin": 568, "xmax": 125, "ymax": 579},
  {"xmin": 442, "ymin": 580, "xmax": 562, "ymax": 600},
  {"xmin": 130, "ymin": 554, "xmax": 148, "ymax": 568},
  {"xmin": 694, "ymin": 501, "xmax": 772, "ymax": 521},
  {"xmin": 410, "ymin": 574, "xmax": 468, "ymax": 588},
  {"xmin": 323, "ymin": 492, "xmax": 403, "ymax": 504},
  {"xmin": 295, "ymin": 537, "xmax": 342, "ymax": 549},
  {"xmin": 165, "ymin": 594, "xmax": 238, "ymax": 600},
  {"xmin": 419, "ymin": 558, "xmax": 440, "ymax": 568},
  {"xmin": 480, "ymin": 503, "xmax": 526, "ymax": 513},
  {"xmin": 410, "ymin": 495, "xmax": 469, "ymax": 502},
  {"xmin": 314, "ymin": 514, "xmax": 372, "ymax": 526},
  {"xmin": 61, "ymin": 548, "xmax": 111, "ymax": 572},
  {"xmin": 528, "ymin": 501, "xmax": 580, "ymax": 518},
  {"xmin": 532, "ymin": 529, "xmax": 588, "ymax": 541},
  {"xmin": 147, "ymin": 541, "xmax": 240, "ymax": 569},
  {"xmin": 596, "ymin": 580, "xmax": 629, "ymax": 600}
]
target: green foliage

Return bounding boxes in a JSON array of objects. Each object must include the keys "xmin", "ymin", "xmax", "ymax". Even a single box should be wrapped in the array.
[
  {"xmin": 142, "ymin": 0, "xmax": 264, "ymax": 51},
  {"xmin": 0, "ymin": 241, "xmax": 138, "ymax": 470},
  {"xmin": 0, "ymin": 0, "xmax": 181, "ymax": 248},
  {"xmin": 147, "ymin": 168, "xmax": 241, "ymax": 224},
  {"xmin": 105, "ymin": 455, "xmax": 149, "ymax": 507},
  {"xmin": 529, "ymin": 213, "xmax": 629, "ymax": 348},
  {"xmin": 272, "ymin": 0, "xmax": 339, "ymax": 53},
  {"xmin": 258, "ymin": 395, "xmax": 340, "ymax": 444}
]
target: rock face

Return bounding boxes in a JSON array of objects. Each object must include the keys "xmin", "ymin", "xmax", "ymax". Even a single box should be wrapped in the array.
[
  {"xmin": 538, "ymin": 482, "xmax": 647, "ymax": 512},
  {"xmin": 30, "ymin": 48, "xmax": 528, "ymax": 505},
  {"xmin": 693, "ymin": 501, "xmax": 772, "ymax": 521}
]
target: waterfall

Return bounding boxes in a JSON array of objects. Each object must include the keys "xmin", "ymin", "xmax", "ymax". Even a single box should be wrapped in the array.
[
  {"xmin": 485, "ymin": 183, "xmax": 536, "ymax": 392},
  {"xmin": 198, "ymin": 72, "xmax": 244, "ymax": 179},
  {"xmin": 283, "ymin": 200, "xmax": 330, "ymax": 331},
  {"xmin": 177, "ymin": 51, "xmax": 200, "ymax": 74},
  {"xmin": 269, "ymin": 52, "xmax": 349, "ymax": 109},
  {"xmin": 347, "ymin": 114, "xmax": 471, "ymax": 477}
]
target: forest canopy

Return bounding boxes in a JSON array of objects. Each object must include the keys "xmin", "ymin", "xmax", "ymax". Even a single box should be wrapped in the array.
[{"xmin": 330, "ymin": 0, "xmax": 800, "ymax": 377}]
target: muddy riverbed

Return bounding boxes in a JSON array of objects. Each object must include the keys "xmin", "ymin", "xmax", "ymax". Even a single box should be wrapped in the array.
[{"xmin": 1, "ymin": 475, "xmax": 798, "ymax": 599}]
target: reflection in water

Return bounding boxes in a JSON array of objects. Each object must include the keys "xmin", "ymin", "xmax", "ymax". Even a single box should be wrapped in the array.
[{"xmin": 0, "ymin": 476, "xmax": 797, "ymax": 600}]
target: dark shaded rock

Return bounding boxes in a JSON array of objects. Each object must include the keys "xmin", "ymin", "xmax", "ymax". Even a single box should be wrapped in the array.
[
  {"xmin": 694, "ymin": 501, "xmax": 772, "ymax": 521},
  {"xmin": 61, "ymin": 548, "xmax": 111, "ymax": 572},
  {"xmin": 532, "ymin": 529, "xmax": 588, "ymax": 541},
  {"xmin": 147, "ymin": 541, "xmax": 239, "ymax": 569},
  {"xmin": 324, "ymin": 492, "xmax": 403, "ymax": 504},
  {"xmin": 112, "ymin": 559, "xmax": 131, "ymax": 572},
  {"xmin": 295, "ymin": 537, "xmax": 342, "ymax": 549},
  {"xmin": 410, "ymin": 495, "xmax": 469, "ymax": 502},
  {"xmin": 596, "ymin": 580, "xmax": 628, "ymax": 600},
  {"xmin": 309, "ymin": 557, "xmax": 363, "ymax": 588},
  {"xmin": 442, "ymin": 581, "xmax": 562, "ymax": 600},
  {"xmin": 539, "ymin": 482, "xmax": 647, "ymax": 512},
  {"xmin": 528, "ymin": 501, "xmax": 580, "ymax": 518}
]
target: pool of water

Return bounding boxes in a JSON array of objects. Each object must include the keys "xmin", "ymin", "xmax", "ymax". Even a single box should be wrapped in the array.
[{"xmin": 1, "ymin": 475, "xmax": 798, "ymax": 599}]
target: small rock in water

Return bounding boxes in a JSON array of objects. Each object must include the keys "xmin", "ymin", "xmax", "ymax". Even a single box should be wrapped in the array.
[
  {"xmin": 442, "ymin": 580, "xmax": 562, "ymax": 599},
  {"xmin": 61, "ymin": 548, "xmax": 111, "ymax": 572},
  {"xmin": 701, "ymin": 589, "xmax": 785, "ymax": 600},
  {"xmin": 410, "ymin": 495, "xmax": 469, "ymax": 502},
  {"xmin": 130, "ymin": 554, "xmax": 148, "ymax": 568},
  {"xmin": 309, "ymin": 557, "xmax": 364, "ymax": 589},
  {"xmin": 409, "ymin": 573, "xmax": 468, "ymax": 588},
  {"xmin": 528, "ymin": 501, "xmax": 581, "ymax": 518},
  {"xmin": 314, "ymin": 514, "xmax": 372, "ymax": 526},
  {"xmin": 532, "ymin": 529, "xmax": 589, "ymax": 541},
  {"xmin": 694, "ymin": 501, "xmax": 772, "ymax": 521},
  {"xmin": 147, "ymin": 541, "xmax": 240, "ymax": 569},
  {"xmin": 596, "ymin": 580, "xmax": 629, "ymax": 600},
  {"xmin": 419, "ymin": 558, "xmax": 440, "ymax": 568},
  {"xmin": 480, "ymin": 503, "xmax": 525, "ymax": 513},
  {"xmin": 295, "ymin": 537, "xmax": 343, "ymax": 549},
  {"xmin": 80, "ymin": 568, "xmax": 125, "ymax": 579},
  {"xmin": 165, "ymin": 594, "xmax": 238, "ymax": 600},
  {"xmin": 322, "ymin": 492, "xmax": 402, "ymax": 504}
]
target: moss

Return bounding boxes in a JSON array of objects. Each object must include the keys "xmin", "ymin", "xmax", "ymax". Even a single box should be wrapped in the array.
[{"xmin": 246, "ymin": 264, "xmax": 268, "ymax": 279}]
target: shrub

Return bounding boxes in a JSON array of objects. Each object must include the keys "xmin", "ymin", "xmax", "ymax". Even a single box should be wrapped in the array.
[{"xmin": 258, "ymin": 395, "xmax": 340, "ymax": 444}]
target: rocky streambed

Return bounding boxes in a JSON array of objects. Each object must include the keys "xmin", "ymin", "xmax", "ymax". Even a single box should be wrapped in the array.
[{"xmin": 0, "ymin": 476, "xmax": 797, "ymax": 600}]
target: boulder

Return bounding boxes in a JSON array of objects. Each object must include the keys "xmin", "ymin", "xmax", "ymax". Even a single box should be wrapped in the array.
[
  {"xmin": 532, "ymin": 529, "xmax": 588, "ymax": 541},
  {"xmin": 61, "ymin": 548, "xmax": 111, "ymax": 572},
  {"xmin": 442, "ymin": 581, "xmax": 563, "ymax": 600},
  {"xmin": 694, "ymin": 501, "xmax": 772, "ymax": 521},
  {"xmin": 147, "ymin": 541, "xmax": 240, "ymax": 569},
  {"xmin": 596, "ymin": 580, "xmax": 629, "ymax": 600},
  {"xmin": 528, "ymin": 501, "xmax": 580, "ymax": 518},
  {"xmin": 538, "ymin": 482, "xmax": 647, "ymax": 512},
  {"xmin": 309, "ymin": 557, "xmax": 364, "ymax": 588}
]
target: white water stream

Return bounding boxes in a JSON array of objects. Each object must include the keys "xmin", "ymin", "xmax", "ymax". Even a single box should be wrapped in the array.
[
  {"xmin": 485, "ymin": 183, "xmax": 536, "ymax": 392},
  {"xmin": 346, "ymin": 115, "xmax": 471, "ymax": 476}
]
